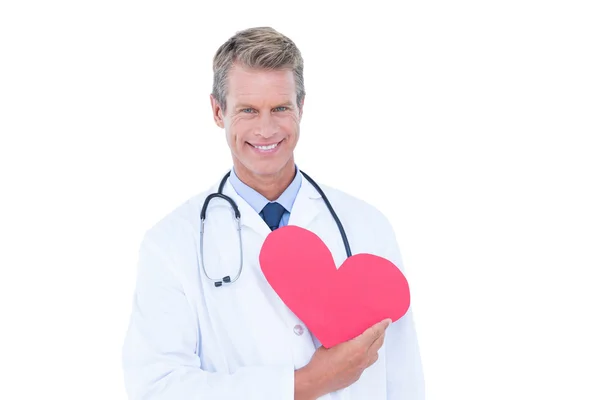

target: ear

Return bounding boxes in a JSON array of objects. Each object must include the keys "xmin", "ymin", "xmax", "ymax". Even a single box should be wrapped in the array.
[{"xmin": 210, "ymin": 94, "xmax": 225, "ymax": 128}]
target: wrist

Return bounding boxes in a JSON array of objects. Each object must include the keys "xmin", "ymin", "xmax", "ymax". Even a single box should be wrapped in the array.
[{"xmin": 294, "ymin": 365, "xmax": 323, "ymax": 400}]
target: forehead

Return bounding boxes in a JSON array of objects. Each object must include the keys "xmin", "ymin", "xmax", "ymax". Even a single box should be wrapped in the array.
[{"xmin": 226, "ymin": 63, "xmax": 296, "ymax": 105}]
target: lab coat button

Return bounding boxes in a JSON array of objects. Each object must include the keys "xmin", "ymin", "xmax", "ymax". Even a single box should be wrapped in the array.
[{"xmin": 293, "ymin": 324, "xmax": 304, "ymax": 336}]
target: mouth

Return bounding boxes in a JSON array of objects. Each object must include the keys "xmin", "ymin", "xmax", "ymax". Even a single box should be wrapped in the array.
[{"xmin": 247, "ymin": 140, "xmax": 283, "ymax": 153}]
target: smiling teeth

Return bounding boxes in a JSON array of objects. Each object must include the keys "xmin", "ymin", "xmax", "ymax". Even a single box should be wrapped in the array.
[{"xmin": 254, "ymin": 143, "xmax": 278, "ymax": 150}]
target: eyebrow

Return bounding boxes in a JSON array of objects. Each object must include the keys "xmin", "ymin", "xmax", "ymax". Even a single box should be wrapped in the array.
[
  {"xmin": 235, "ymin": 104, "xmax": 256, "ymax": 110},
  {"xmin": 235, "ymin": 102, "xmax": 295, "ymax": 110},
  {"xmin": 277, "ymin": 102, "xmax": 295, "ymax": 108}
]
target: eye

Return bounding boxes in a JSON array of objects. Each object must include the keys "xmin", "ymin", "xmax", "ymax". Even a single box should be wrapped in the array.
[
  {"xmin": 273, "ymin": 106, "xmax": 288, "ymax": 112},
  {"xmin": 241, "ymin": 108, "xmax": 256, "ymax": 114}
]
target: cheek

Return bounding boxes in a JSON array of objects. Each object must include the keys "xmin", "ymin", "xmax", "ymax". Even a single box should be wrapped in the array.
[
  {"xmin": 279, "ymin": 115, "xmax": 300, "ymax": 134},
  {"xmin": 228, "ymin": 119, "xmax": 251, "ymax": 143}
]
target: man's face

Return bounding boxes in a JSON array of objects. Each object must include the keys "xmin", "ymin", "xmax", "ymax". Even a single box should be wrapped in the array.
[{"xmin": 211, "ymin": 63, "xmax": 303, "ymax": 180}]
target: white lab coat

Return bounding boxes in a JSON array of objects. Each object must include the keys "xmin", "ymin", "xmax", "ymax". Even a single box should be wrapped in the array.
[{"xmin": 122, "ymin": 172, "xmax": 425, "ymax": 399}]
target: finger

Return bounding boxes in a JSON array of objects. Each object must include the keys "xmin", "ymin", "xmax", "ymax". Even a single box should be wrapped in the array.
[
  {"xmin": 369, "ymin": 319, "xmax": 391, "ymax": 341},
  {"xmin": 369, "ymin": 331, "xmax": 385, "ymax": 352},
  {"xmin": 366, "ymin": 352, "xmax": 379, "ymax": 368},
  {"xmin": 356, "ymin": 319, "xmax": 392, "ymax": 345}
]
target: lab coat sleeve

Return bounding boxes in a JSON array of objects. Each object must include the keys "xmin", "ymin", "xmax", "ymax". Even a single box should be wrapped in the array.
[
  {"xmin": 121, "ymin": 233, "xmax": 294, "ymax": 400},
  {"xmin": 380, "ymin": 220, "xmax": 426, "ymax": 400}
]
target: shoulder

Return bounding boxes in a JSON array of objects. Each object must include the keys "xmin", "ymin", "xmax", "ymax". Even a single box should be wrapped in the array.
[
  {"xmin": 314, "ymin": 181, "xmax": 405, "ymax": 268},
  {"xmin": 139, "ymin": 186, "xmax": 214, "ymax": 249}
]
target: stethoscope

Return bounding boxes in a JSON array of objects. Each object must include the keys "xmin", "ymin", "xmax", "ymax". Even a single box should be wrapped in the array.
[{"xmin": 199, "ymin": 170, "xmax": 352, "ymax": 287}]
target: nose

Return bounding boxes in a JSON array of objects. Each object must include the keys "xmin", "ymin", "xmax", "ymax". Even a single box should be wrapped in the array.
[{"xmin": 254, "ymin": 113, "xmax": 278, "ymax": 138}]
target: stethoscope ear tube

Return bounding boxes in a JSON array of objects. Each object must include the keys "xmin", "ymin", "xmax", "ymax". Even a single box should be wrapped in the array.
[
  {"xmin": 200, "ymin": 214, "xmax": 243, "ymax": 287},
  {"xmin": 299, "ymin": 171, "xmax": 352, "ymax": 258},
  {"xmin": 200, "ymin": 172, "xmax": 243, "ymax": 287},
  {"xmin": 200, "ymin": 193, "xmax": 241, "ymax": 220}
]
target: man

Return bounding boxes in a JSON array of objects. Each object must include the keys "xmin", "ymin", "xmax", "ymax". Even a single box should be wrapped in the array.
[{"xmin": 122, "ymin": 26, "xmax": 424, "ymax": 399}]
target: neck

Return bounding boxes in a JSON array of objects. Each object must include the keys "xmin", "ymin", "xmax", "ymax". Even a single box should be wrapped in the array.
[{"xmin": 233, "ymin": 159, "xmax": 296, "ymax": 201}]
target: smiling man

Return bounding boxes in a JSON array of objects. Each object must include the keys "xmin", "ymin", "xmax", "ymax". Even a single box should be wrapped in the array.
[
  {"xmin": 122, "ymin": 27, "xmax": 425, "ymax": 400},
  {"xmin": 210, "ymin": 59, "xmax": 302, "ymax": 201}
]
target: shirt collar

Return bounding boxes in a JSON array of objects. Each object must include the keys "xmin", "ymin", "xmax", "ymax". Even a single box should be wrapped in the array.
[{"xmin": 229, "ymin": 165, "xmax": 302, "ymax": 214}]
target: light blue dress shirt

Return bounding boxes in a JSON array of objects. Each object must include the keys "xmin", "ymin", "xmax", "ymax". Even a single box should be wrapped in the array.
[{"xmin": 229, "ymin": 166, "xmax": 302, "ymax": 229}]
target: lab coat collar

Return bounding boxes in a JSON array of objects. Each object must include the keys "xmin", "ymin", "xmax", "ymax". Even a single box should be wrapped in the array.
[{"xmin": 217, "ymin": 170, "xmax": 323, "ymax": 237}]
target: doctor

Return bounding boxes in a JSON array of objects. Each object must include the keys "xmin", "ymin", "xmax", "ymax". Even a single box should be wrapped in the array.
[{"xmin": 122, "ymin": 26, "xmax": 425, "ymax": 399}]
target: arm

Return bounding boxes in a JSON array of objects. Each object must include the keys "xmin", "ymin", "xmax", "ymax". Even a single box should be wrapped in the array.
[
  {"xmin": 386, "ymin": 308, "xmax": 425, "ymax": 399},
  {"xmin": 121, "ymin": 234, "xmax": 296, "ymax": 400},
  {"xmin": 381, "ymin": 222, "xmax": 426, "ymax": 399},
  {"xmin": 294, "ymin": 366, "xmax": 321, "ymax": 400}
]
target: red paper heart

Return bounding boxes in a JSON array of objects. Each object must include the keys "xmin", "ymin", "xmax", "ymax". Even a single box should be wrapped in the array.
[{"xmin": 259, "ymin": 225, "xmax": 410, "ymax": 348}]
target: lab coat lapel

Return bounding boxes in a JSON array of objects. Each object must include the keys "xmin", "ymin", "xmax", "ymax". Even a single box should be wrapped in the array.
[{"xmin": 287, "ymin": 174, "xmax": 323, "ymax": 230}]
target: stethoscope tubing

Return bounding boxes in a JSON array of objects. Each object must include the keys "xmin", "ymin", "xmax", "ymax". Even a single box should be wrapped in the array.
[{"xmin": 199, "ymin": 170, "xmax": 351, "ymax": 287}]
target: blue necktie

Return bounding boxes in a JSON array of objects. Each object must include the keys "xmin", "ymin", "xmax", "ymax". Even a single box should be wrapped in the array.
[{"xmin": 261, "ymin": 202, "xmax": 286, "ymax": 231}]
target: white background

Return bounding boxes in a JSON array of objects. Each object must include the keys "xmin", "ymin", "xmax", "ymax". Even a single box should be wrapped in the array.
[{"xmin": 1, "ymin": 1, "xmax": 599, "ymax": 399}]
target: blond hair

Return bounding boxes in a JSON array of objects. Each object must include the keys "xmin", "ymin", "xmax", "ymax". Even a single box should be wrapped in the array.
[{"xmin": 212, "ymin": 27, "xmax": 305, "ymax": 111}]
